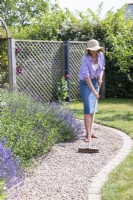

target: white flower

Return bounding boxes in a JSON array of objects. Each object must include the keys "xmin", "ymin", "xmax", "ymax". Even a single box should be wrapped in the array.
[
  {"xmin": 3, "ymin": 186, "xmax": 7, "ymax": 191},
  {"xmin": 1, "ymin": 102, "xmax": 7, "ymax": 107},
  {"xmin": 57, "ymin": 29, "xmax": 61, "ymax": 34}
]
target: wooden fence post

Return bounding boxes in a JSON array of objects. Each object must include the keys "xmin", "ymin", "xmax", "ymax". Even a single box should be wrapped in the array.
[{"xmin": 64, "ymin": 40, "xmax": 70, "ymax": 102}]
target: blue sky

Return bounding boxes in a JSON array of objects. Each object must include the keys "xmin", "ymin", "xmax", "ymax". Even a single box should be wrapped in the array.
[{"xmin": 56, "ymin": 0, "xmax": 133, "ymax": 17}]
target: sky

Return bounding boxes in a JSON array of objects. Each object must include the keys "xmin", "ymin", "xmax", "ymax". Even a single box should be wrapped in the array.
[{"xmin": 56, "ymin": 0, "xmax": 133, "ymax": 17}]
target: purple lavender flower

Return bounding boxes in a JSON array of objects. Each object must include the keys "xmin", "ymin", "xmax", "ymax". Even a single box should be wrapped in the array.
[
  {"xmin": 0, "ymin": 138, "xmax": 25, "ymax": 199},
  {"xmin": 49, "ymin": 102, "xmax": 83, "ymax": 138}
]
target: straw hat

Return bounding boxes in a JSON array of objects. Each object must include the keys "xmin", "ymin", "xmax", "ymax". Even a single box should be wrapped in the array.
[{"xmin": 86, "ymin": 39, "xmax": 104, "ymax": 51}]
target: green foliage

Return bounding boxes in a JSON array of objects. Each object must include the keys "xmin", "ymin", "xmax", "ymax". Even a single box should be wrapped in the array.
[
  {"xmin": 1, "ymin": 1, "xmax": 133, "ymax": 98},
  {"xmin": 0, "ymin": 41, "xmax": 8, "ymax": 88},
  {"xmin": 56, "ymin": 76, "xmax": 69, "ymax": 102},
  {"xmin": 105, "ymin": 60, "xmax": 133, "ymax": 98},
  {"xmin": 0, "ymin": 0, "xmax": 18, "ymax": 26},
  {"xmin": 1, "ymin": 91, "xmax": 81, "ymax": 165},
  {"xmin": 0, "ymin": 0, "xmax": 50, "ymax": 26},
  {"xmin": 103, "ymin": 7, "xmax": 133, "ymax": 71},
  {"xmin": 0, "ymin": 180, "xmax": 5, "ymax": 200},
  {"xmin": 101, "ymin": 7, "xmax": 133, "ymax": 98}
]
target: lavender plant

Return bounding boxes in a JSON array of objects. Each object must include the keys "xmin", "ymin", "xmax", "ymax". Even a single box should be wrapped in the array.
[
  {"xmin": 1, "ymin": 91, "xmax": 83, "ymax": 165},
  {"xmin": 47, "ymin": 102, "xmax": 83, "ymax": 141},
  {"xmin": 0, "ymin": 138, "xmax": 25, "ymax": 200}
]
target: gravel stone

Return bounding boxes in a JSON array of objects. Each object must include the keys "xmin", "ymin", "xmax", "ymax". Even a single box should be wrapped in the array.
[{"xmin": 7, "ymin": 122, "xmax": 123, "ymax": 200}]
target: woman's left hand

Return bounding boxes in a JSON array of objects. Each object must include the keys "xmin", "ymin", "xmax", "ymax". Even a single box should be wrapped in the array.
[{"xmin": 98, "ymin": 78, "xmax": 102, "ymax": 87}]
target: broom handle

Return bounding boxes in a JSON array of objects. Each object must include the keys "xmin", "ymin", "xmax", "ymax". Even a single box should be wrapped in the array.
[{"xmin": 88, "ymin": 87, "xmax": 99, "ymax": 148}]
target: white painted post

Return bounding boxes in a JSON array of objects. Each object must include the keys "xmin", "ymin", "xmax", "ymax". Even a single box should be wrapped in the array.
[{"xmin": 8, "ymin": 38, "xmax": 16, "ymax": 90}]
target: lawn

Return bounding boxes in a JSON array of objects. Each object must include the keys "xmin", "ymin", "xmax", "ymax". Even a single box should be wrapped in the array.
[
  {"xmin": 69, "ymin": 98, "xmax": 133, "ymax": 138},
  {"xmin": 70, "ymin": 98, "xmax": 133, "ymax": 200}
]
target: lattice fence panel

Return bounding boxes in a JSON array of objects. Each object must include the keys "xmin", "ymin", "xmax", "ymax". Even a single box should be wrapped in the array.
[
  {"xmin": 15, "ymin": 40, "xmax": 64, "ymax": 101},
  {"xmin": 69, "ymin": 42, "xmax": 87, "ymax": 100}
]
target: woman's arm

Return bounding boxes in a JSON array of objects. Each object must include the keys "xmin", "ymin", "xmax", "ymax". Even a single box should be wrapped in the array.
[
  {"xmin": 85, "ymin": 77, "xmax": 99, "ymax": 99},
  {"xmin": 98, "ymin": 70, "xmax": 104, "ymax": 88},
  {"xmin": 98, "ymin": 52, "xmax": 105, "ymax": 87}
]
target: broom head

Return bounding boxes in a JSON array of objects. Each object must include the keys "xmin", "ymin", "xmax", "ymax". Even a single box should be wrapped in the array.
[{"xmin": 78, "ymin": 148, "xmax": 99, "ymax": 153}]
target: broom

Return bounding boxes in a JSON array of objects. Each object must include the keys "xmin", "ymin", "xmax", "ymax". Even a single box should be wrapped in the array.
[{"xmin": 78, "ymin": 88, "xmax": 99, "ymax": 153}]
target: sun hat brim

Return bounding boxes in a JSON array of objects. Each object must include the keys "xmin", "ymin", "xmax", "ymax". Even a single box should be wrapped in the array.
[{"xmin": 86, "ymin": 46, "xmax": 104, "ymax": 51}]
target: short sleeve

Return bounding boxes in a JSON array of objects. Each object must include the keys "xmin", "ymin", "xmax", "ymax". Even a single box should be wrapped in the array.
[{"xmin": 79, "ymin": 57, "xmax": 90, "ymax": 80}]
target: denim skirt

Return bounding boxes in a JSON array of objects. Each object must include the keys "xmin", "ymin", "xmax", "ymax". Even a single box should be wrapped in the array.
[{"xmin": 80, "ymin": 78, "xmax": 98, "ymax": 114}]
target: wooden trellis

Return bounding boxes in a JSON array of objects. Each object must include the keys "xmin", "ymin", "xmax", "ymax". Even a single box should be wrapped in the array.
[
  {"xmin": 6, "ymin": 38, "xmax": 105, "ymax": 101},
  {"xmin": 14, "ymin": 40, "xmax": 89, "ymax": 101},
  {"xmin": 69, "ymin": 42, "xmax": 87, "ymax": 100},
  {"xmin": 15, "ymin": 40, "xmax": 64, "ymax": 101}
]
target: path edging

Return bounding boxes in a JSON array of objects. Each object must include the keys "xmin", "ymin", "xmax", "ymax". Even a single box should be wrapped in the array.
[{"xmin": 88, "ymin": 125, "xmax": 133, "ymax": 200}]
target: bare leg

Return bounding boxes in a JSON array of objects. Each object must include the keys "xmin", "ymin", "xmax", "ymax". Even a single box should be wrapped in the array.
[
  {"xmin": 84, "ymin": 113, "xmax": 97, "ymax": 142},
  {"xmin": 84, "ymin": 114, "xmax": 92, "ymax": 142},
  {"xmin": 90, "ymin": 113, "xmax": 98, "ymax": 138}
]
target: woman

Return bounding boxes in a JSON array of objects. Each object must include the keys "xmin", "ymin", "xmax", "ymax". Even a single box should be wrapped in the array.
[{"xmin": 79, "ymin": 39, "xmax": 105, "ymax": 142}]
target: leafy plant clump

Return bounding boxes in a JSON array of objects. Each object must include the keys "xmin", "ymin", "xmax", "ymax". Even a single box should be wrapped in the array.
[
  {"xmin": 1, "ymin": 91, "xmax": 83, "ymax": 165},
  {"xmin": 56, "ymin": 76, "xmax": 69, "ymax": 103}
]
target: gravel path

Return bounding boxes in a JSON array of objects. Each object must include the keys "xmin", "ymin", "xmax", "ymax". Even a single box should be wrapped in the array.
[{"xmin": 8, "ymin": 123, "xmax": 123, "ymax": 200}]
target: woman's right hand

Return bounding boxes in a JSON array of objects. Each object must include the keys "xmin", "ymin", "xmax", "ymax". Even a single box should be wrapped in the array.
[{"xmin": 94, "ymin": 91, "xmax": 99, "ymax": 99}]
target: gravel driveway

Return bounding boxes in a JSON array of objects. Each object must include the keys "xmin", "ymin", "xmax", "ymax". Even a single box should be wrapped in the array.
[{"xmin": 8, "ymin": 122, "xmax": 123, "ymax": 200}]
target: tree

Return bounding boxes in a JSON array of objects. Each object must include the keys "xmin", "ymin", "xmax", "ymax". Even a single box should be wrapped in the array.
[
  {"xmin": 0, "ymin": 0, "xmax": 50, "ymax": 26},
  {"xmin": 0, "ymin": 0, "xmax": 18, "ymax": 26},
  {"xmin": 102, "ymin": 6, "xmax": 133, "ymax": 72}
]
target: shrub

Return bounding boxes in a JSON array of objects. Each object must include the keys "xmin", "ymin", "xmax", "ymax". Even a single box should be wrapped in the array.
[{"xmin": 1, "ymin": 91, "xmax": 83, "ymax": 165}]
